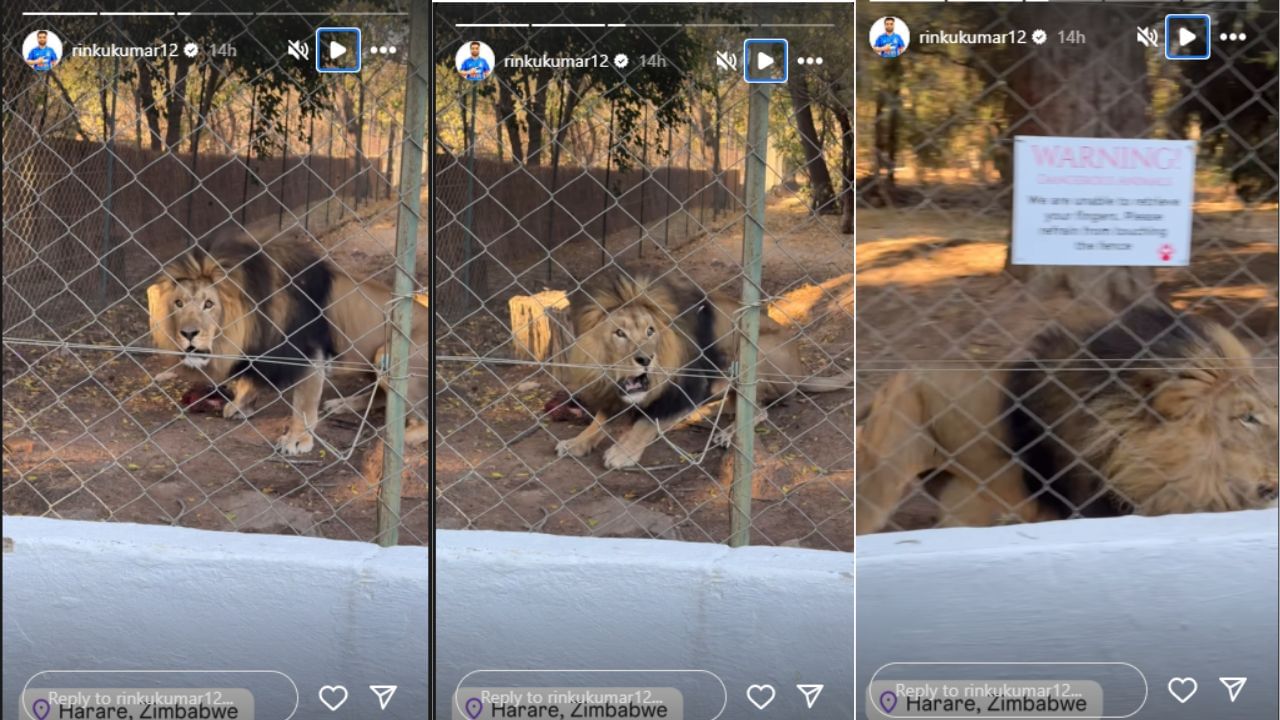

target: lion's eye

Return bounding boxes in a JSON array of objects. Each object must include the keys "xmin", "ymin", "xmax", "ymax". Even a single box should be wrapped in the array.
[
  {"xmin": 203, "ymin": 299, "xmax": 214, "ymax": 310},
  {"xmin": 174, "ymin": 299, "xmax": 184, "ymax": 308},
  {"xmin": 1239, "ymin": 413, "xmax": 1261, "ymax": 427},
  {"xmin": 646, "ymin": 326, "xmax": 655, "ymax": 337},
  {"xmin": 614, "ymin": 329, "xmax": 626, "ymax": 339}
]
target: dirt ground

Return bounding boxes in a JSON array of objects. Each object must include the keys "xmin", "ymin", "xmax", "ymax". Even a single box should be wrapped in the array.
[
  {"xmin": 434, "ymin": 192, "xmax": 856, "ymax": 551},
  {"xmin": 857, "ymin": 185, "xmax": 1279, "ymax": 531}
]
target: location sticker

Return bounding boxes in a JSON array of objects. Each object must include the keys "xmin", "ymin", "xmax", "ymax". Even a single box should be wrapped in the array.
[
  {"xmin": 32, "ymin": 699, "xmax": 50, "ymax": 720},
  {"xmin": 878, "ymin": 690, "xmax": 897, "ymax": 714},
  {"xmin": 465, "ymin": 697, "xmax": 484, "ymax": 719}
]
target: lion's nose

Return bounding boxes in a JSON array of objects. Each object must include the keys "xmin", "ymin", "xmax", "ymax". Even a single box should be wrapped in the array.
[
  {"xmin": 635, "ymin": 355, "xmax": 650, "ymax": 367},
  {"xmin": 180, "ymin": 328, "xmax": 199, "ymax": 342},
  {"xmin": 1260, "ymin": 483, "xmax": 1278, "ymax": 501}
]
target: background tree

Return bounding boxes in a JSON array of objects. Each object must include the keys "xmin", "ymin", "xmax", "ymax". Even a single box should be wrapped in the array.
[{"xmin": 1171, "ymin": 0, "xmax": 1278, "ymax": 203}]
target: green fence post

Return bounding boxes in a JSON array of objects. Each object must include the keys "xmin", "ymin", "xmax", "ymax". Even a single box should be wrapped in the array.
[
  {"xmin": 729, "ymin": 82, "xmax": 771, "ymax": 548},
  {"xmin": 376, "ymin": 0, "xmax": 429, "ymax": 547}
]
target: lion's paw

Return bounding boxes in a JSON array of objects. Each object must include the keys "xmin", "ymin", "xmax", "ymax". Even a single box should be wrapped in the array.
[
  {"xmin": 711, "ymin": 427, "xmax": 735, "ymax": 448},
  {"xmin": 222, "ymin": 400, "xmax": 256, "ymax": 420},
  {"xmin": 322, "ymin": 397, "xmax": 357, "ymax": 415},
  {"xmin": 603, "ymin": 443, "xmax": 642, "ymax": 470},
  {"xmin": 556, "ymin": 437, "xmax": 590, "ymax": 458},
  {"xmin": 278, "ymin": 430, "xmax": 315, "ymax": 456}
]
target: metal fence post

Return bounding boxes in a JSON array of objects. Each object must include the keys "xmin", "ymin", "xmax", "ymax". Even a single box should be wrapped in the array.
[
  {"xmin": 729, "ymin": 82, "xmax": 771, "ymax": 548},
  {"xmin": 638, "ymin": 104, "xmax": 649, "ymax": 256},
  {"xmin": 663, "ymin": 121, "xmax": 673, "ymax": 247},
  {"xmin": 463, "ymin": 84, "xmax": 477, "ymax": 304},
  {"xmin": 240, "ymin": 87, "xmax": 257, "ymax": 226},
  {"xmin": 304, "ymin": 113, "xmax": 315, "ymax": 232},
  {"xmin": 600, "ymin": 101, "xmax": 615, "ymax": 265},
  {"xmin": 277, "ymin": 103, "xmax": 289, "ymax": 230},
  {"xmin": 98, "ymin": 55, "xmax": 119, "ymax": 307},
  {"xmin": 376, "ymin": 0, "xmax": 429, "ymax": 547}
]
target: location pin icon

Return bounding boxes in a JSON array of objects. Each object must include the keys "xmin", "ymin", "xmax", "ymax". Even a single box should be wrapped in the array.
[
  {"xmin": 32, "ymin": 699, "xmax": 51, "ymax": 720},
  {"xmin": 879, "ymin": 690, "xmax": 898, "ymax": 714},
  {"xmin": 465, "ymin": 697, "xmax": 484, "ymax": 719}
]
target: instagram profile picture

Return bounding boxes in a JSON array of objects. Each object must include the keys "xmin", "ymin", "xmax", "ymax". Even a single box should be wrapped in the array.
[
  {"xmin": 22, "ymin": 29, "xmax": 64, "ymax": 72},
  {"xmin": 455, "ymin": 40, "xmax": 495, "ymax": 82},
  {"xmin": 869, "ymin": 17, "xmax": 909, "ymax": 59}
]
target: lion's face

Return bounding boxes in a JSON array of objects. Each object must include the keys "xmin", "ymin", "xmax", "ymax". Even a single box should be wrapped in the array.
[
  {"xmin": 598, "ymin": 305, "xmax": 665, "ymax": 405},
  {"xmin": 161, "ymin": 279, "xmax": 224, "ymax": 369},
  {"xmin": 1106, "ymin": 367, "xmax": 1279, "ymax": 515}
]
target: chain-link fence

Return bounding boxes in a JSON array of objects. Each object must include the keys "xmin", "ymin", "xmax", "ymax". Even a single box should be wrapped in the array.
[
  {"xmin": 855, "ymin": 2, "xmax": 1279, "ymax": 533},
  {"xmin": 434, "ymin": 4, "xmax": 856, "ymax": 550},
  {"xmin": 3, "ymin": 1, "xmax": 429, "ymax": 546}
]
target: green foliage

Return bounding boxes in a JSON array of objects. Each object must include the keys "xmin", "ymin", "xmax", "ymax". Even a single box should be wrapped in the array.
[
  {"xmin": 435, "ymin": 4, "xmax": 715, "ymax": 171},
  {"xmin": 108, "ymin": 0, "xmax": 368, "ymax": 154}
]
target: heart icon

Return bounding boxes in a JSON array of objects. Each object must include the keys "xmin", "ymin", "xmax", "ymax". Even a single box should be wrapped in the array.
[
  {"xmin": 746, "ymin": 684, "xmax": 776, "ymax": 710},
  {"xmin": 1168, "ymin": 677, "xmax": 1197, "ymax": 704},
  {"xmin": 318, "ymin": 685, "xmax": 349, "ymax": 711}
]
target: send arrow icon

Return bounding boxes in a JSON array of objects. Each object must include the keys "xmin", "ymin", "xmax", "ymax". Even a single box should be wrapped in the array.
[
  {"xmin": 1219, "ymin": 677, "xmax": 1246, "ymax": 703},
  {"xmin": 796, "ymin": 684, "xmax": 824, "ymax": 709},
  {"xmin": 369, "ymin": 685, "xmax": 398, "ymax": 710}
]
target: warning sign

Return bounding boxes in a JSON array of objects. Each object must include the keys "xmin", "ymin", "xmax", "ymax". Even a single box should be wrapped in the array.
[{"xmin": 1010, "ymin": 136, "xmax": 1195, "ymax": 267}]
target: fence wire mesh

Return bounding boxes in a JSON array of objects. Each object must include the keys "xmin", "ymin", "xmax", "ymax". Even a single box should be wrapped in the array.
[
  {"xmin": 433, "ymin": 4, "xmax": 856, "ymax": 550},
  {"xmin": 2, "ymin": 2, "xmax": 429, "ymax": 545},
  {"xmin": 855, "ymin": 2, "xmax": 1279, "ymax": 534}
]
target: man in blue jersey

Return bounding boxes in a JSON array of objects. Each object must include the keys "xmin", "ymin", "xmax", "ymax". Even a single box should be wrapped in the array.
[
  {"xmin": 458, "ymin": 41, "xmax": 491, "ymax": 82},
  {"xmin": 873, "ymin": 18, "xmax": 907, "ymax": 59},
  {"xmin": 26, "ymin": 30, "xmax": 60, "ymax": 72}
]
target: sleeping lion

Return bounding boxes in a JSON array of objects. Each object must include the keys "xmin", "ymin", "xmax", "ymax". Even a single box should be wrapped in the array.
[
  {"xmin": 555, "ymin": 270, "xmax": 854, "ymax": 469},
  {"xmin": 149, "ymin": 234, "xmax": 428, "ymax": 456},
  {"xmin": 856, "ymin": 304, "xmax": 1279, "ymax": 533}
]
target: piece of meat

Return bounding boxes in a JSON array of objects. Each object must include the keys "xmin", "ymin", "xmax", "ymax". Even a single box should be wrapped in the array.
[
  {"xmin": 180, "ymin": 384, "xmax": 230, "ymax": 414},
  {"xmin": 544, "ymin": 390, "xmax": 588, "ymax": 424}
]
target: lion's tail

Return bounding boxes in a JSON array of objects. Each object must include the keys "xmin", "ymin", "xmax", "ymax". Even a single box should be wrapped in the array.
[{"xmin": 795, "ymin": 367, "xmax": 856, "ymax": 394}]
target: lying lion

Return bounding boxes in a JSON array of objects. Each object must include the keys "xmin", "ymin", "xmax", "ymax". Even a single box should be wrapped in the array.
[
  {"xmin": 149, "ymin": 235, "xmax": 429, "ymax": 456},
  {"xmin": 555, "ymin": 270, "xmax": 854, "ymax": 469},
  {"xmin": 856, "ymin": 304, "xmax": 1279, "ymax": 533}
]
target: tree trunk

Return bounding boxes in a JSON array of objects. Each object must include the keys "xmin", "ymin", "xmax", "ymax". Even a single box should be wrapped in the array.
[
  {"xmin": 525, "ymin": 68, "xmax": 552, "ymax": 166},
  {"xmin": 1002, "ymin": 6, "xmax": 1155, "ymax": 311},
  {"xmin": 834, "ymin": 103, "xmax": 854, "ymax": 235},
  {"xmin": 788, "ymin": 72, "xmax": 836, "ymax": 213},
  {"xmin": 136, "ymin": 61, "xmax": 163, "ymax": 151},
  {"xmin": 187, "ymin": 62, "xmax": 224, "ymax": 157},
  {"xmin": 497, "ymin": 80, "xmax": 523, "ymax": 163},
  {"xmin": 163, "ymin": 54, "xmax": 192, "ymax": 151}
]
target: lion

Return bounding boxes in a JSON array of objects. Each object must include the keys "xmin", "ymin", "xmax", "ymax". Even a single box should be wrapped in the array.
[
  {"xmin": 554, "ymin": 271, "xmax": 854, "ymax": 469},
  {"xmin": 149, "ymin": 234, "xmax": 429, "ymax": 456},
  {"xmin": 856, "ymin": 304, "xmax": 1279, "ymax": 534}
]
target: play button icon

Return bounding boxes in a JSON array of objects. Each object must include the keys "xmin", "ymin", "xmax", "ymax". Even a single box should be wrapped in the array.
[
  {"xmin": 316, "ymin": 27, "xmax": 362, "ymax": 73},
  {"xmin": 1164, "ymin": 14, "xmax": 1210, "ymax": 60},
  {"xmin": 744, "ymin": 38, "xmax": 788, "ymax": 83}
]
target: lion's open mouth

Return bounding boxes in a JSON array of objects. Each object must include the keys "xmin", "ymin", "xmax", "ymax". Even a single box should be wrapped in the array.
[
  {"xmin": 182, "ymin": 348, "xmax": 211, "ymax": 368},
  {"xmin": 619, "ymin": 373, "xmax": 649, "ymax": 400}
]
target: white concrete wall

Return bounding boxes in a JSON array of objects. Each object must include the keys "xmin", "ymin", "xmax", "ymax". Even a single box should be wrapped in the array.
[
  {"xmin": 434, "ymin": 531, "xmax": 856, "ymax": 718},
  {"xmin": 857, "ymin": 509, "xmax": 1278, "ymax": 719},
  {"xmin": 8, "ymin": 511, "xmax": 1272, "ymax": 720},
  {"xmin": 2, "ymin": 517, "xmax": 855, "ymax": 719},
  {"xmin": 2, "ymin": 517, "xmax": 428, "ymax": 719}
]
